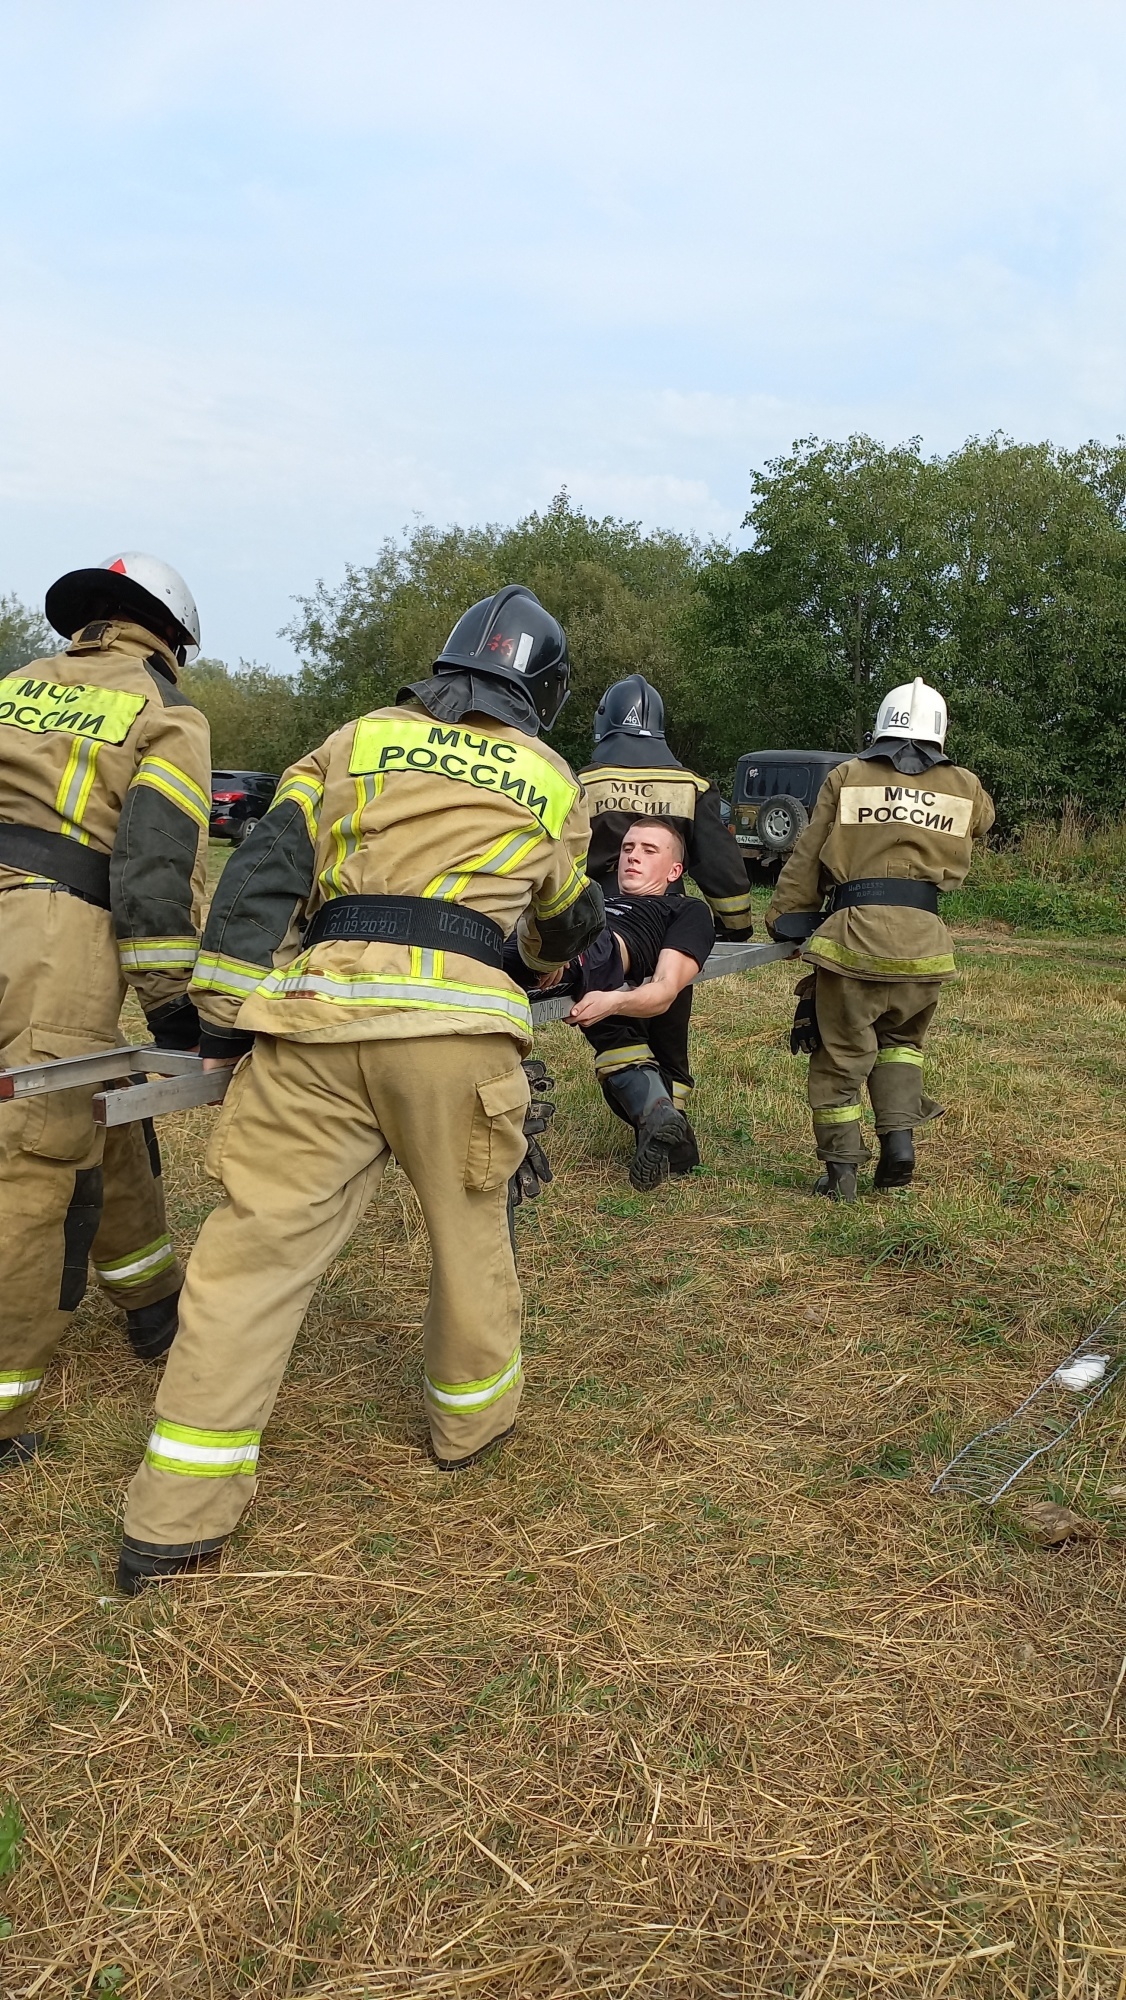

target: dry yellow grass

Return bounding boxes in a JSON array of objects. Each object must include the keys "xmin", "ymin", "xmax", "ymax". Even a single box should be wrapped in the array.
[{"xmin": 3, "ymin": 915, "xmax": 1126, "ymax": 1997}]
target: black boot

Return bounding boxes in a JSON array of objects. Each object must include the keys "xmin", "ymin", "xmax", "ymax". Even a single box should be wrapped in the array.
[
  {"xmin": 126, "ymin": 1289, "xmax": 181, "ymax": 1363},
  {"xmin": 116, "ymin": 1535, "xmax": 225, "ymax": 1596},
  {"xmin": 813, "ymin": 1162, "xmax": 858, "ymax": 1202},
  {"xmin": 874, "ymin": 1129, "xmax": 915, "ymax": 1190},
  {"xmin": 0, "ymin": 1433, "xmax": 43, "ymax": 1469},
  {"xmin": 603, "ymin": 1067, "xmax": 689, "ymax": 1191},
  {"xmin": 666, "ymin": 1119, "xmax": 700, "ymax": 1177}
]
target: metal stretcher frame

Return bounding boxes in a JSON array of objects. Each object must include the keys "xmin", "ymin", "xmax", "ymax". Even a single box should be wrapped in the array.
[{"xmin": 0, "ymin": 939, "xmax": 799, "ymax": 1126}]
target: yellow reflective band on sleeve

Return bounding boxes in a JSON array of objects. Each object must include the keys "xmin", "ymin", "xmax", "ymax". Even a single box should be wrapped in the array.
[
  {"xmin": 132, "ymin": 757, "xmax": 210, "ymax": 830},
  {"xmin": 0, "ymin": 1371, "xmax": 44, "ymax": 1414},
  {"xmin": 706, "ymin": 890, "xmax": 754, "ymax": 914},
  {"xmin": 350, "ymin": 718, "xmax": 577, "ymax": 839},
  {"xmin": 812, "ymin": 1104, "xmax": 863, "ymax": 1123},
  {"xmin": 54, "ymin": 735, "xmax": 101, "ymax": 842},
  {"xmin": 192, "ymin": 950, "xmax": 267, "ymax": 998},
  {"xmin": 0, "ymin": 675, "xmax": 144, "ymax": 744},
  {"xmin": 145, "ymin": 1420, "xmax": 261, "ymax": 1477},
  {"xmin": 874, "ymin": 1046, "xmax": 925, "ymax": 1067},
  {"xmin": 537, "ymin": 861, "xmax": 591, "ymax": 920},
  {"xmin": 275, "ymin": 772, "xmax": 328, "ymax": 847},
  {"xmin": 94, "ymin": 1234, "xmax": 177, "ymax": 1291},
  {"xmin": 808, "ymin": 937, "xmax": 956, "ymax": 978},
  {"xmin": 118, "ymin": 936, "xmax": 198, "ymax": 973},
  {"xmin": 425, "ymin": 1347, "xmax": 522, "ymax": 1413}
]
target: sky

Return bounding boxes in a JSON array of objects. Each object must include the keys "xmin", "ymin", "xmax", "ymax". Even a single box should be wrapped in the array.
[{"xmin": 3, "ymin": 0, "xmax": 1126, "ymax": 667}]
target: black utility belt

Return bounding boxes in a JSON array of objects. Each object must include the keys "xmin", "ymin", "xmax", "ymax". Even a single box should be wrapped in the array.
[
  {"xmin": 829, "ymin": 878, "xmax": 940, "ymax": 915},
  {"xmin": 0, "ymin": 822, "xmax": 112, "ymax": 909},
  {"xmin": 304, "ymin": 894, "xmax": 505, "ymax": 969}
]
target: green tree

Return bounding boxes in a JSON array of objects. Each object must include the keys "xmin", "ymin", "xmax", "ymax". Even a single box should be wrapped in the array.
[
  {"xmin": 0, "ymin": 595, "xmax": 52, "ymax": 675},
  {"xmin": 685, "ymin": 436, "xmax": 946, "ymax": 779},
  {"xmin": 181, "ymin": 659, "xmax": 313, "ymax": 774},
  {"xmin": 285, "ymin": 492, "xmax": 706, "ymax": 776}
]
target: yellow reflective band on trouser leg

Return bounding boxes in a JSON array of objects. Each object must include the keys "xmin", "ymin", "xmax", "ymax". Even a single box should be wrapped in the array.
[
  {"xmin": 873, "ymin": 1047, "xmax": 925, "ymax": 1066},
  {"xmin": 670, "ymin": 1079, "xmax": 692, "ymax": 1107},
  {"xmin": 592, "ymin": 1044, "xmax": 654, "ymax": 1077},
  {"xmin": 94, "ymin": 1234, "xmax": 177, "ymax": 1294},
  {"xmin": 811, "ymin": 1101, "xmax": 867, "ymax": 1164},
  {"xmin": 0, "ymin": 1372, "xmax": 45, "ymax": 1416},
  {"xmin": 143, "ymin": 1421, "xmax": 261, "ymax": 1477},
  {"xmin": 869, "ymin": 1045, "xmax": 928, "ymax": 1134},
  {"xmin": 425, "ymin": 1347, "xmax": 523, "ymax": 1415}
]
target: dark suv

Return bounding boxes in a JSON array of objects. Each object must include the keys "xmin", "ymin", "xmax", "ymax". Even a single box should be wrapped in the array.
[
  {"xmin": 210, "ymin": 770, "xmax": 279, "ymax": 844},
  {"xmin": 731, "ymin": 751, "xmax": 848, "ymax": 873}
]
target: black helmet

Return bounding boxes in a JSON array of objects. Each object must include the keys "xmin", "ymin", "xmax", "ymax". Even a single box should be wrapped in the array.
[
  {"xmin": 592, "ymin": 675, "xmax": 666, "ymax": 745},
  {"xmin": 433, "ymin": 585, "xmax": 570, "ymax": 730}
]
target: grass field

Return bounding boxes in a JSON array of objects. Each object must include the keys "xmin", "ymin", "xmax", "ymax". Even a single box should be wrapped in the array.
[{"xmin": 3, "ymin": 896, "xmax": 1126, "ymax": 1995}]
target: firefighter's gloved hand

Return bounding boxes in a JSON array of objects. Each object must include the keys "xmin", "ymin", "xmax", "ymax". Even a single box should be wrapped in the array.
[
  {"xmin": 509, "ymin": 1138, "xmax": 553, "ymax": 1208},
  {"xmin": 790, "ymin": 974, "xmax": 822, "ymax": 1055},
  {"xmin": 522, "ymin": 1059, "xmax": 555, "ymax": 1138}
]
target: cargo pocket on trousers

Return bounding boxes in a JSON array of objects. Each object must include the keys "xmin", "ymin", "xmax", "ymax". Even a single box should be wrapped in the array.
[
  {"xmin": 203, "ymin": 1053, "xmax": 255, "ymax": 1182},
  {"xmin": 20, "ymin": 1029, "xmax": 101, "ymax": 1163},
  {"xmin": 465, "ymin": 1067, "xmax": 531, "ymax": 1193}
]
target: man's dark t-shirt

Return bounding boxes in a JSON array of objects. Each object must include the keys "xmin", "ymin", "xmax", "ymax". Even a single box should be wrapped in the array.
[{"xmin": 601, "ymin": 890, "xmax": 715, "ymax": 983}]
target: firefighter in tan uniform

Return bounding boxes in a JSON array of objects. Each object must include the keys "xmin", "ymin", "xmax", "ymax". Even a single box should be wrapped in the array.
[
  {"xmin": 765, "ymin": 679, "xmax": 994, "ymax": 1200},
  {"xmin": 579, "ymin": 676, "xmax": 752, "ymax": 1173},
  {"xmin": 0, "ymin": 554, "xmax": 211, "ymax": 1464},
  {"xmin": 116, "ymin": 586, "xmax": 604, "ymax": 1592}
]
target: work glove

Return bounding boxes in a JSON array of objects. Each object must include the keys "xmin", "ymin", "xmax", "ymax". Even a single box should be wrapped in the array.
[
  {"xmin": 507, "ymin": 1060, "xmax": 556, "ymax": 1215},
  {"xmin": 790, "ymin": 974, "xmax": 822, "ymax": 1056}
]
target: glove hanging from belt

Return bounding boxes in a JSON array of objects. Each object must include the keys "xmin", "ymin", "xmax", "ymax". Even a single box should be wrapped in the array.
[
  {"xmin": 790, "ymin": 974, "xmax": 822, "ymax": 1056},
  {"xmin": 508, "ymin": 1059, "xmax": 556, "ymax": 1210}
]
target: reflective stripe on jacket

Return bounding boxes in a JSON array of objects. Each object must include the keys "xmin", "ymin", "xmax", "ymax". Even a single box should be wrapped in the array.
[
  {"xmin": 0, "ymin": 621, "xmax": 211, "ymax": 1018},
  {"xmin": 193, "ymin": 702, "xmax": 603, "ymax": 1051},
  {"xmin": 765, "ymin": 757, "xmax": 995, "ymax": 982}
]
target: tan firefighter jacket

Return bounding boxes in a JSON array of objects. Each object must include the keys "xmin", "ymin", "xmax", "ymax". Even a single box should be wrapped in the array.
[
  {"xmin": 192, "ymin": 702, "xmax": 604, "ymax": 1055},
  {"xmin": 0, "ymin": 621, "xmax": 211, "ymax": 1024},
  {"xmin": 765, "ymin": 755, "xmax": 995, "ymax": 982}
]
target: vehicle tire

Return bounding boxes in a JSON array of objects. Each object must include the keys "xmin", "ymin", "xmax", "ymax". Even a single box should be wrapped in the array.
[
  {"xmin": 756, "ymin": 794, "xmax": 809, "ymax": 853},
  {"xmin": 234, "ymin": 817, "xmax": 260, "ymax": 845}
]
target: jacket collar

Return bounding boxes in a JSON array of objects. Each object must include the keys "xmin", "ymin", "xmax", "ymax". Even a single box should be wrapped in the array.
[{"xmin": 66, "ymin": 621, "xmax": 181, "ymax": 683}]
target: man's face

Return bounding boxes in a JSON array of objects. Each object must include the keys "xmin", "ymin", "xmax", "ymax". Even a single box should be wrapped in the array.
[{"xmin": 618, "ymin": 824, "xmax": 685, "ymax": 896}]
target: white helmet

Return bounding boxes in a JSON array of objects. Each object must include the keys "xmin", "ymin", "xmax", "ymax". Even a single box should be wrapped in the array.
[
  {"xmin": 45, "ymin": 552, "xmax": 200, "ymax": 661},
  {"xmin": 874, "ymin": 676, "xmax": 947, "ymax": 748}
]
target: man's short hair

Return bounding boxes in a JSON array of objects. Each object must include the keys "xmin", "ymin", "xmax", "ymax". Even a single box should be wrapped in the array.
[{"xmin": 647, "ymin": 818, "xmax": 686, "ymax": 864}]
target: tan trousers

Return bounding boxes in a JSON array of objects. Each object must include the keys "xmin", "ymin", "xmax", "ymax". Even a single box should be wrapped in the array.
[
  {"xmin": 94, "ymin": 1123, "xmax": 182, "ymax": 1312},
  {"xmin": 807, "ymin": 970, "xmax": 943, "ymax": 1162},
  {"xmin": 0, "ymin": 886, "xmax": 123, "ymax": 1439},
  {"xmin": 123, "ymin": 1031, "xmax": 530, "ymax": 1552}
]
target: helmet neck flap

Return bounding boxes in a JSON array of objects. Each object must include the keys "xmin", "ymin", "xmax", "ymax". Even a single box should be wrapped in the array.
[
  {"xmin": 858, "ymin": 736, "xmax": 950, "ymax": 775},
  {"xmin": 401, "ymin": 669, "xmax": 542, "ymax": 735}
]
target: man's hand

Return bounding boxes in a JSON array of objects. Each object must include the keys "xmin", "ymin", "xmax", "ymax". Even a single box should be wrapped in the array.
[
  {"xmin": 567, "ymin": 988, "xmax": 620, "ymax": 1027},
  {"xmin": 535, "ymin": 965, "xmax": 566, "ymax": 990}
]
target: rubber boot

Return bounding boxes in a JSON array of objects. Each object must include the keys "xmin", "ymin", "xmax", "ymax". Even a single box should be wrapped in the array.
[
  {"xmin": 430, "ymin": 1423, "xmax": 516, "ymax": 1472},
  {"xmin": 0, "ymin": 1433, "xmax": 43, "ymax": 1469},
  {"xmin": 125, "ymin": 1289, "xmax": 180, "ymax": 1363},
  {"xmin": 813, "ymin": 1161, "xmax": 858, "ymax": 1202},
  {"xmin": 602, "ymin": 1066, "xmax": 689, "ymax": 1191},
  {"xmin": 874, "ymin": 1129, "xmax": 915, "ymax": 1190},
  {"xmin": 666, "ymin": 1120, "xmax": 700, "ymax": 1178},
  {"xmin": 116, "ymin": 1535, "xmax": 225, "ymax": 1596}
]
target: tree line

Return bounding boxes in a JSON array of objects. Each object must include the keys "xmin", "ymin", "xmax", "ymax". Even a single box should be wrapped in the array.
[{"xmin": 5, "ymin": 434, "xmax": 1126, "ymax": 825}]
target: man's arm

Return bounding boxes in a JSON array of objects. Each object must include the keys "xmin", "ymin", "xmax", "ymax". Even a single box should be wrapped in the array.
[
  {"xmin": 568, "ymin": 946, "xmax": 698, "ymax": 1026},
  {"xmin": 764, "ymin": 765, "xmax": 846, "ymax": 933},
  {"xmin": 688, "ymin": 783, "xmax": 754, "ymax": 937}
]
